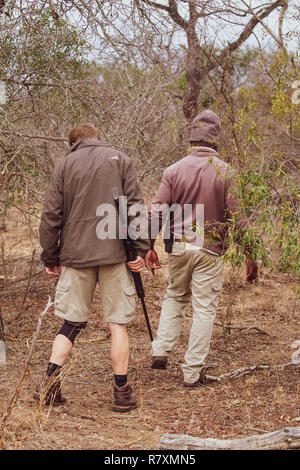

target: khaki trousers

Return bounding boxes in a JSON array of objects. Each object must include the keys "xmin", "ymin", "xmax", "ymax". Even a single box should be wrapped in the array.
[{"xmin": 152, "ymin": 243, "xmax": 223, "ymax": 383}]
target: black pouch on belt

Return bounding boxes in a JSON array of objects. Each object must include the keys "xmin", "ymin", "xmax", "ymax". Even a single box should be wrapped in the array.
[{"xmin": 163, "ymin": 213, "xmax": 174, "ymax": 254}]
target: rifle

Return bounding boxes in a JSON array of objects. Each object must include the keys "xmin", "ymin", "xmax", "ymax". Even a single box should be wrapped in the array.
[{"xmin": 112, "ymin": 187, "xmax": 153, "ymax": 342}]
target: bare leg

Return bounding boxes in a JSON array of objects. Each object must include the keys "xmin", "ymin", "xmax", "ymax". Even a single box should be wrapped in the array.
[
  {"xmin": 108, "ymin": 322, "xmax": 137, "ymax": 411},
  {"xmin": 33, "ymin": 334, "xmax": 72, "ymax": 405},
  {"xmin": 49, "ymin": 334, "xmax": 73, "ymax": 366},
  {"xmin": 108, "ymin": 323, "xmax": 129, "ymax": 375}
]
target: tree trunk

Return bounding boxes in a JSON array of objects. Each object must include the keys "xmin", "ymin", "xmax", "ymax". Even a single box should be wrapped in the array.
[
  {"xmin": 182, "ymin": 37, "xmax": 202, "ymax": 123},
  {"xmin": 182, "ymin": 6, "xmax": 202, "ymax": 124}
]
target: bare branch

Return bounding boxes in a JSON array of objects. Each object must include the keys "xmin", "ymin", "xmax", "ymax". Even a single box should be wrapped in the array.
[{"xmin": 1, "ymin": 297, "xmax": 53, "ymax": 424}]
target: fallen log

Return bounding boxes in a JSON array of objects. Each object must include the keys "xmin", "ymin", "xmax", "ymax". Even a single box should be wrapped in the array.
[{"xmin": 159, "ymin": 427, "xmax": 300, "ymax": 450}]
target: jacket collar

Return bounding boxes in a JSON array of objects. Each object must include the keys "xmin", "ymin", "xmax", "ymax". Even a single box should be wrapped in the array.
[
  {"xmin": 69, "ymin": 138, "xmax": 105, "ymax": 153},
  {"xmin": 189, "ymin": 146, "xmax": 218, "ymax": 157}
]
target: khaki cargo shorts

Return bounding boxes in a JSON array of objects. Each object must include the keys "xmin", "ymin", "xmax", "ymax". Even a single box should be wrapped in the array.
[{"xmin": 54, "ymin": 263, "xmax": 136, "ymax": 324}]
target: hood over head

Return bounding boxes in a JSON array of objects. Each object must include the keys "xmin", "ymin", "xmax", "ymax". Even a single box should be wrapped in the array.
[{"xmin": 190, "ymin": 110, "xmax": 221, "ymax": 145}]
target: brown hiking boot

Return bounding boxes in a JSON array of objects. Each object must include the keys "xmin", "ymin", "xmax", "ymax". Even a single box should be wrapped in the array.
[
  {"xmin": 151, "ymin": 356, "xmax": 168, "ymax": 370},
  {"xmin": 113, "ymin": 383, "xmax": 138, "ymax": 412},
  {"xmin": 33, "ymin": 375, "xmax": 67, "ymax": 406}
]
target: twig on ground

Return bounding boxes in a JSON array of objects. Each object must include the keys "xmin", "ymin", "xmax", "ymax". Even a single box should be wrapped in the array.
[
  {"xmin": 214, "ymin": 322, "xmax": 272, "ymax": 336},
  {"xmin": 204, "ymin": 362, "xmax": 298, "ymax": 383}
]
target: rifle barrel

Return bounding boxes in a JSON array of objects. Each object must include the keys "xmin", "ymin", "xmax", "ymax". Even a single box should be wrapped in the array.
[{"xmin": 141, "ymin": 297, "xmax": 153, "ymax": 342}]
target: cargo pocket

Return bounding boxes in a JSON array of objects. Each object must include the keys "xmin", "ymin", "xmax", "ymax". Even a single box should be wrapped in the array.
[
  {"xmin": 171, "ymin": 243, "xmax": 186, "ymax": 256},
  {"xmin": 124, "ymin": 284, "xmax": 136, "ymax": 319},
  {"xmin": 124, "ymin": 284, "xmax": 136, "ymax": 300},
  {"xmin": 211, "ymin": 282, "xmax": 222, "ymax": 292},
  {"xmin": 54, "ymin": 280, "xmax": 71, "ymax": 314}
]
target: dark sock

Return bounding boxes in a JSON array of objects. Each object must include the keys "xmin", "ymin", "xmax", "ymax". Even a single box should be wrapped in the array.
[
  {"xmin": 46, "ymin": 362, "xmax": 62, "ymax": 377},
  {"xmin": 114, "ymin": 374, "xmax": 127, "ymax": 388}
]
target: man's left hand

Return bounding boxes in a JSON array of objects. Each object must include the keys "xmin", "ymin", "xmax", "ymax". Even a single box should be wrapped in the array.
[
  {"xmin": 127, "ymin": 256, "xmax": 144, "ymax": 273},
  {"xmin": 145, "ymin": 249, "xmax": 161, "ymax": 276}
]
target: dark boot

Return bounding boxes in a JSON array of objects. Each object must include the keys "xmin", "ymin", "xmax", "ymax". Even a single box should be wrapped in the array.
[
  {"xmin": 33, "ymin": 374, "xmax": 67, "ymax": 406},
  {"xmin": 113, "ymin": 383, "xmax": 138, "ymax": 412},
  {"xmin": 151, "ymin": 356, "xmax": 168, "ymax": 370}
]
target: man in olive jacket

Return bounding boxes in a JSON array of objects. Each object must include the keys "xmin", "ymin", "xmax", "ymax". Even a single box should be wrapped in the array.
[{"xmin": 36, "ymin": 123, "xmax": 149, "ymax": 412}]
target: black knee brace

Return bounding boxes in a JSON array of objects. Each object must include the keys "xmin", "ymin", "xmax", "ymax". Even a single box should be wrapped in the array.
[{"xmin": 57, "ymin": 320, "xmax": 87, "ymax": 344}]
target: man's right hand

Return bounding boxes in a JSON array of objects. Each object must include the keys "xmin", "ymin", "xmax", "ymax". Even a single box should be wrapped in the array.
[
  {"xmin": 145, "ymin": 249, "xmax": 161, "ymax": 276},
  {"xmin": 127, "ymin": 256, "xmax": 144, "ymax": 273},
  {"xmin": 246, "ymin": 258, "xmax": 258, "ymax": 282},
  {"xmin": 45, "ymin": 266, "xmax": 61, "ymax": 277}
]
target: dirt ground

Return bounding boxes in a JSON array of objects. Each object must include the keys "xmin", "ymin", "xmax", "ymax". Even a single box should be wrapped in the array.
[{"xmin": 0, "ymin": 210, "xmax": 299, "ymax": 450}]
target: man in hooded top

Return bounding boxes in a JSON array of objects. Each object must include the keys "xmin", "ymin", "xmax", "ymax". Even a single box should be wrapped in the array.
[{"xmin": 145, "ymin": 110, "xmax": 258, "ymax": 387}]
